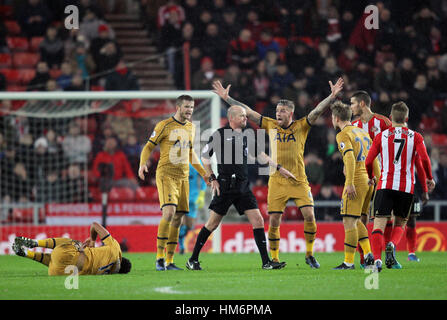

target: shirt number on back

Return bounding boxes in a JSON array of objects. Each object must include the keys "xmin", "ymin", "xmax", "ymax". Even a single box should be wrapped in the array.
[
  {"xmin": 354, "ymin": 136, "xmax": 370, "ymax": 161},
  {"xmin": 394, "ymin": 138, "xmax": 406, "ymax": 164}
]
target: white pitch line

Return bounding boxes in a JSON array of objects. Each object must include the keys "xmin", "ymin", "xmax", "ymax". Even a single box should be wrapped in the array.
[{"xmin": 154, "ymin": 286, "xmax": 189, "ymax": 294}]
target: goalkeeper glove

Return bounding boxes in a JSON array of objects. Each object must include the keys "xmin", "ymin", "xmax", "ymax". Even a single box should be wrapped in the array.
[{"xmin": 195, "ymin": 190, "xmax": 206, "ymax": 209}]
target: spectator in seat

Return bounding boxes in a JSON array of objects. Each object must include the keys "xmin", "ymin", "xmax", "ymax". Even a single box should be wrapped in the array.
[
  {"xmin": 61, "ymin": 163, "xmax": 86, "ymax": 203},
  {"xmin": 64, "ymin": 73, "xmax": 85, "ymax": 91},
  {"xmin": 285, "ymin": 41, "xmax": 315, "ymax": 76},
  {"xmin": 433, "ymin": 149, "xmax": 447, "ymax": 200},
  {"xmin": 270, "ymin": 62, "xmax": 295, "ymax": 96},
  {"xmin": 0, "ymin": 20, "xmax": 7, "ymax": 52},
  {"xmin": 256, "ymin": 28, "xmax": 280, "ymax": 61},
  {"xmin": 252, "ymin": 60, "xmax": 270, "ymax": 102},
  {"xmin": 56, "ymin": 62, "xmax": 73, "ymax": 90},
  {"xmin": 6, "ymin": 162, "xmax": 32, "ymax": 203},
  {"xmin": 228, "ymin": 29, "xmax": 258, "ymax": 72},
  {"xmin": 264, "ymin": 49, "xmax": 279, "ymax": 78},
  {"xmin": 276, "ymin": 0, "xmax": 311, "ymax": 37},
  {"xmin": 90, "ymin": 24, "xmax": 122, "ymax": 73},
  {"xmin": 45, "ymin": 79, "xmax": 59, "ymax": 92},
  {"xmin": 92, "ymin": 126, "xmax": 117, "ymax": 157},
  {"xmin": 426, "ymin": 55, "xmax": 446, "ymax": 93},
  {"xmin": 349, "ymin": 60, "xmax": 373, "ymax": 92},
  {"xmin": 105, "ymin": 60, "xmax": 140, "ymax": 91},
  {"xmin": 62, "ymin": 121, "xmax": 92, "ymax": 165},
  {"xmin": 79, "ymin": 7, "xmax": 114, "ymax": 43},
  {"xmin": 123, "ymin": 133, "xmax": 142, "ymax": 174},
  {"xmin": 157, "ymin": 0, "xmax": 185, "ymax": 29},
  {"xmin": 27, "ymin": 61, "xmax": 50, "ymax": 91},
  {"xmin": 304, "ymin": 153, "xmax": 325, "ymax": 186},
  {"xmin": 35, "ymin": 169, "xmax": 61, "ymax": 203},
  {"xmin": 39, "ymin": 26, "xmax": 65, "ymax": 68},
  {"xmin": 315, "ymin": 184, "xmax": 340, "ymax": 221},
  {"xmin": 0, "ymin": 72, "xmax": 5, "ymax": 92},
  {"xmin": 17, "ymin": 0, "xmax": 52, "ymax": 38},
  {"xmin": 409, "ymin": 73, "xmax": 435, "ymax": 129},
  {"xmin": 159, "ymin": 10, "xmax": 183, "ymax": 77},
  {"xmin": 374, "ymin": 60, "xmax": 402, "ymax": 94},
  {"xmin": 399, "ymin": 57, "xmax": 417, "ymax": 91},
  {"xmin": 192, "ymin": 56, "xmax": 217, "ymax": 90},
  {"xmin": 221, "ymin": 8, "xmax": 242, "ymax": 42},
  {"xmin": 337, "ymin": 46, "xmax": 358, "ymax": 73},
  {"xmin": 92, "ymin": 136, "xmax": 139, "ymax": 190},
  {"xmin": 69, "ymin": 41, "xmax": 96, "ymax": 80},
  {"xmin": 245, "ymin": 9, "xmax": 263, "ymax": 42},
  {"xmin": 200, "ymin": 23, "xmax": 228, "ymax": 70}
]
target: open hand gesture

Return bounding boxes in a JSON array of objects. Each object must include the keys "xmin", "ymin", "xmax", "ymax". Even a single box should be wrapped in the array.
[
  {"xmin": 329, "ymin": 77, "xmax": 344, "ymax": 99},
  {"xmin": 212, "ymin": 80, "xmax": 231, "ymax": 100}
]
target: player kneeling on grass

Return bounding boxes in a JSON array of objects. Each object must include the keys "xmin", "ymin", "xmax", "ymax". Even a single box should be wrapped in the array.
[
  {"xmin": 331, "ymin": 101, "xmax": 378, "ymax": 270},
  {"xmin": 12, "ymin": 222, "xmax": 131, "ymax": 275}
]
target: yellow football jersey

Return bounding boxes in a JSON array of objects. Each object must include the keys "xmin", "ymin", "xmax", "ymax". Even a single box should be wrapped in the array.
[
  {"xmin": 80, "ymin": 235, "xmax": 122, "ymax": 275},
  {"xmin": 336, "ymin": 125, "xmax": 371, "ymax": 185},
  {"xmin": 148, "ymin": 116, "xmax": 195, "ymax": 179},
  {"xmin": 260, "ymin": 116, "xmax": 311, "ymax": 183}
]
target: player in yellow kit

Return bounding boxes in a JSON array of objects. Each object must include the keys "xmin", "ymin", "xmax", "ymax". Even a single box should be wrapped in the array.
[
  {"xmin": 12, "ymin": 222, "xmax": 131, "ymax": 275},
  {"xmin": 212, "ymin": 78, "xmax": 344, "ymax": 268},
  {"xmin": 138, "ymin": 95, "xmax": 209, "ymax": 271},
  {"xmin": 330, "ymin": 101, "xmax": 378, "ymax": 269}
]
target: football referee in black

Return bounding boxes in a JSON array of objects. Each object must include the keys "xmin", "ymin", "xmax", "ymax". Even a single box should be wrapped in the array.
[{"xmin": 186, "ymin": 105, "xmax": 296, "ymax": 270}]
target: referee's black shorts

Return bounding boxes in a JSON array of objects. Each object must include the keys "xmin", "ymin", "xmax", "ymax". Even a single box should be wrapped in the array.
[
  {"xmin": 209, "ymin": 190, "xmax": 258, "ymax": 216},
  {"xmin": 373, "ymin": 189, "xmax": 414, "ymax": 219}
]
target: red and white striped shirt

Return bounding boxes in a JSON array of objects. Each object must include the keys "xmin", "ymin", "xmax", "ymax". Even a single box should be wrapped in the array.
[
  {"xmin": 352, "ymin": 113, "xmax": 391, "ymax": 140},
  {"xmin": 365, "ymin": 126, "xmax": 433, "ymax": 194}
]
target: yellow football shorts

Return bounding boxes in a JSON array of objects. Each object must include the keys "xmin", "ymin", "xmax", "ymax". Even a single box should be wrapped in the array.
[
  {"xmin": 156, "ymin": 174, "xmax": 189, "ymax": 213},
  {"xmin": 267, "ymin": 178, "xmax": 314, "ymax": 213},
  {"xmin": 340, "ymin": 183, "xmax": 374, "ymax": 218}
]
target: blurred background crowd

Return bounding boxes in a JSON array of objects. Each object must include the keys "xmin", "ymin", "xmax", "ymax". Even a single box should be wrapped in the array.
[{"xmin": 1, "ymin": 0, "xmax": 447, "ymax": 221}]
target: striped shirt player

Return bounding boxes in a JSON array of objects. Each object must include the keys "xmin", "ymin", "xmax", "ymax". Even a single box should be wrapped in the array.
[
  {"xmin": 352, "ymin": 113, "xmax": 391, "ymax": 140},
  {"xmin": 365, "ymin": 126, "xmax": 433, "ymax": 195},
  {"xmin": 364, "ymin": 101, "xmax": 435, "ymax": 270}
]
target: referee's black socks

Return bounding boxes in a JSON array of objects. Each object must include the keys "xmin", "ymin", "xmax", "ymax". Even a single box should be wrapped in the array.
[
  {"xmin": 190, "ymin": 227, "xmax": 212, "ymax": 261},
  {"xmin": 253, "ymin": 228, "xmax": 270, "ymax": 265}
]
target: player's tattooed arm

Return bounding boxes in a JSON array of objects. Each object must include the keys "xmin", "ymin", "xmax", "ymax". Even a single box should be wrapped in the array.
[
  {"xmin": 307, "ymin": 77, "xmax": 344, "ymax": 125},
  {"xmin": 212, "ymin": 80, "xmax": 262, "ymax": 124}
]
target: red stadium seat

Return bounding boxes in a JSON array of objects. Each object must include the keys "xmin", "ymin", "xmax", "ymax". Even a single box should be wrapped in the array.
[
  {"xmin": 332, "ymin": 185, "xmax": 344, "ymax": 198},
  {"xmin": 432, "ymin": 133, "xmax": 447, "ymax": 147},
  {"xmin": 0, "ymin": 5, "xmax": 13, "ymax": 18},
  {"xmin": 419, "ymin": 116, "xmax": 439, "ymax": 133},
  {"xmin": 309, "ymin": 184, "xmax": 321, "ymax": 197},
  {"xmin": 283, "ymin": 206, "xmax": 303, "ymax": 221},
  {"xmin": 89, "ymin": 187, "xmax": 101, "ymax": 202},
  {"xmin": 6, "ymin": 84, "xmax": 26, "ymax": 91},
  {"xmin": 49, "ymin": 68, "xmax": 62, "ymax": 79},
  {"xmin": 18, "ymin": 68, "xmax": 36, "ymax": 85},
  {"xmin": 29, "ymin": 37, "xmax": 44, "ymax": 52},
  {"xmin": 274, "ymin": 37, "xmax": 288, "ymax": 50},
  {"xmin": 258, "ymin": 202, "xmax": 269, "ymax": 221},
  {"xmin": 252, "ymin": 186, "xmax": 268, "ymax": 202},
  {"xmin": 109, "ymin": 187, "xmax": 135, "ymax": 202},
  {"xmin": 135, "ymin": 186, "xmax": 159, "ymax": 202},
  {"xmin": 6, "ymin": 37, "xmax": 29, "ymax": 52},
  {"xmin": 4, "ymin": 21, "xmax": 21, "ymax": 35},
  {"xmin": 91, "ymin": 85, "xmax": 105, "ymax": 91},
  {"xmin": 13, "ymin": 52, "xmax": 40, "ymax": 68},
  {"xmin": 0, "ymin": 53, "xmax": 12, "ymax": 67},
  {"xmin": 1, "ymin": 68, "xmax": 20, "ymax": 84}
]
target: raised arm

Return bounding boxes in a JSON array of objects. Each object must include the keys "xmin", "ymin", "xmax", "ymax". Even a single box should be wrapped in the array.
[
  {"xmin": 307, "ymin": 77, "xmax": 344, "ymax": 125},
  {"xmin": 212, "ymin": 80, "xmax": 262, "ymax": 125}
]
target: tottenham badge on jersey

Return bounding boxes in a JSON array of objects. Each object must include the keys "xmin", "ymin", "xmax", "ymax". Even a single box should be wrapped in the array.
[
  {"xmin": 151, "ymin": 131, "xmax": 156, "ymax": 138},
  {"xmin": 340, "ymin": 142, "xmax": 345, "ymax": 150}
]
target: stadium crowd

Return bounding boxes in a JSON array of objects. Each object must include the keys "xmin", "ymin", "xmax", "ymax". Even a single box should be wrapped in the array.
[{"xmin": 1, "ymin": 0, "xmax": 447, "ymax": 222}]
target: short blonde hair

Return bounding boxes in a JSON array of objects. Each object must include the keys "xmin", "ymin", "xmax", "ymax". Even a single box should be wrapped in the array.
[
  {"xmin": 331, "ymin": 101, "xmax": 352, "ymax": 121},
  {"xmin": 391, "ymin": 101, "xmax": 409, "ymax": 124}
]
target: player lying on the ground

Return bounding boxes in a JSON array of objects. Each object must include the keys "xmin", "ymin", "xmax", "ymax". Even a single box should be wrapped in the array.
[{"xmin": 12, "ymin": 222, "xmax": 132, "ymax": 275}]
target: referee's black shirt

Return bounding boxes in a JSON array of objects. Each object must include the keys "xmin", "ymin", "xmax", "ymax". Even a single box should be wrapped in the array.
[{"xmin": 201, "ymin": 125, "xmax": 260, "ymax": 190}]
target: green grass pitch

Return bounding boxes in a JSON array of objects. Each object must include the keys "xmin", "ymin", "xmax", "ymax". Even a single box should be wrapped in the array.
[{"xmin": 1, "ymin": 252, "xmax": 446, "ymax": 300}]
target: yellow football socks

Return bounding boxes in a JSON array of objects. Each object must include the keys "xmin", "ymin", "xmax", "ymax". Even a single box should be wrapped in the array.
[
  {"xmin": 26, "ymin": 251, "xmax": 51, "ymax": 266},
  {"xmin": 37, "ymin": 238, "xmax": 71, "ymax": 249},
  {"xmin": 304, "ymin": 220, "xmax": 317, "ymax": 257},
  {"xmin": 356, "ymin": 219, "xmax": 372, "ymax": 255},
  {"xmin": 344, "ymin": 228, "xmax": 358, "ymax": 264},
  {"xmin": 268, "ymin": 226, "xmax": 280, "ymax": 262},
  {"xmin": 156, "ymin": 218, "xmax": 171, "ymax": 260},
  {"xmin": 165, "ymin": 225, "xmax": 180, "ymax": 265}
]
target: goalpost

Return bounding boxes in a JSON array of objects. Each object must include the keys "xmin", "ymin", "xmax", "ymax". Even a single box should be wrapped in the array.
[{"xmin": 0, "ymin": 90, "xmax": 223, "ymax": 254}]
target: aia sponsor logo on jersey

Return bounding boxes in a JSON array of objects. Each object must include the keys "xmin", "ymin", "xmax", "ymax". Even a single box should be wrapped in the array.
[{"xmin": 274, "ymin": 133, "xmax": 296, "ymax": 143}]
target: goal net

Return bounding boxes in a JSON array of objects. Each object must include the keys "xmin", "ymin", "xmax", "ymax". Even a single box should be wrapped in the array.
[{"xmin": 0, "ymin": 90, "xmax": 221, "ymax": 255}]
